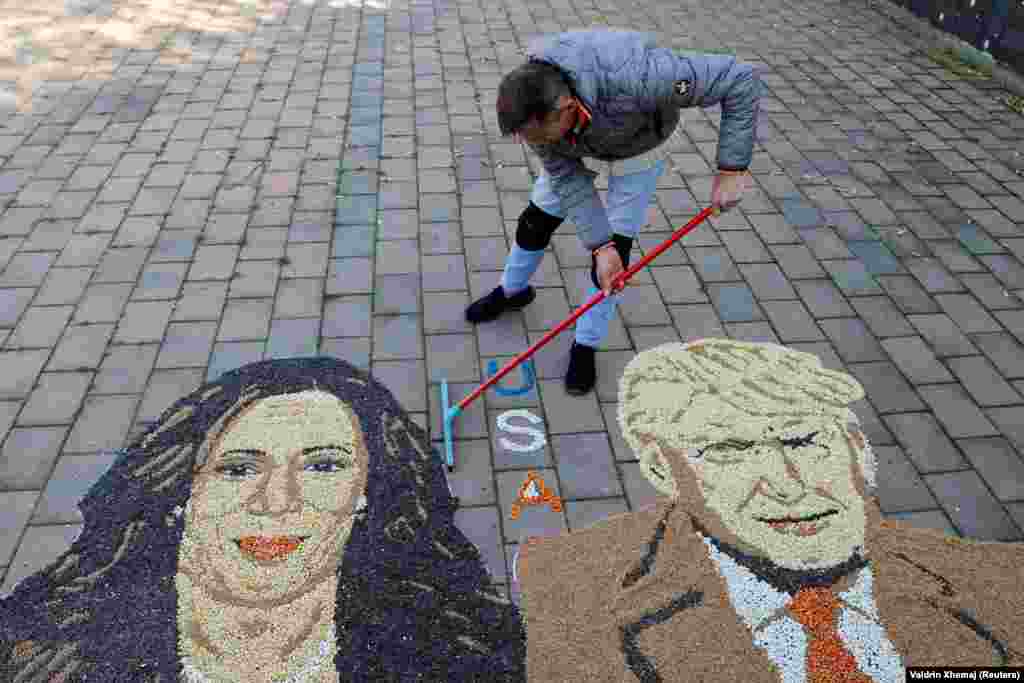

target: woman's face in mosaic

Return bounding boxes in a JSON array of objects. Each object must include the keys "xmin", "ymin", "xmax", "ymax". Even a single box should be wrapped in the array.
[{"xmin": 179, "ymin": 390, "xmax": 367, "ymax": 604}]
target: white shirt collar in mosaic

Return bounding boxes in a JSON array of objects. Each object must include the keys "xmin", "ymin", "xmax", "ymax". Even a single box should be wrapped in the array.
[
  {"xmin": 701, "ymin": 535, "xmax": 905, "ymax": 682},
  {"xmin": 180, "ymin": 624, "xmax": 336, "ymax": 683}
]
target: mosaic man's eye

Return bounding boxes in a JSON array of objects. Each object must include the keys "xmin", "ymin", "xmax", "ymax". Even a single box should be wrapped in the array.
[{"xmin": 216, "ymin": 463, "xmax": 259, "ymax": 479}]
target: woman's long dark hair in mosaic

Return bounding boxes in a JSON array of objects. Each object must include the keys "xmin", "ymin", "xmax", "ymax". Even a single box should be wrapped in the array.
[{"xmin": 0, "ymin": 357, "xmax": 526, "ymax": 682}]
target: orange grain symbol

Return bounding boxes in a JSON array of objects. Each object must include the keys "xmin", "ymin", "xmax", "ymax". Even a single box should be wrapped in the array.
[{"xmin": 510, "ymin": 471, "xmax": 562, "ymax": 520}]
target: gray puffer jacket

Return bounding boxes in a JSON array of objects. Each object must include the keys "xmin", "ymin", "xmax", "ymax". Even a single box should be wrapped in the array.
[{"xmin": 524, "ymin": 30, "xmax": 763, "ymax": 249}]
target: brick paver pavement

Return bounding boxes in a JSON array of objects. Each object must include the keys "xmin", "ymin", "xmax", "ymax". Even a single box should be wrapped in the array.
[{"xmin": 1, "ymin": 0, "xmax": 1023, "ymax": 605}]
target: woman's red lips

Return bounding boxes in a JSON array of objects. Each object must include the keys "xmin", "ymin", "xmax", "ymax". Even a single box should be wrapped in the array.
[{"xmin": 236, "ymin": 536, "xmax": 307, "ymax": 561}]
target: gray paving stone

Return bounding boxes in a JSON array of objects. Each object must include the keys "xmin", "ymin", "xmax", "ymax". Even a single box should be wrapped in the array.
[
  {"xmin": 426, "ymin": 334, "xmax": 480, "ymax": 384},
  {"xmin": 917, "ymin": 384, "xmax": 999, "ymax": 439},
  {"xmin": 217, "ymin": 299, "xmax": 272, "ymax": 342},
  {"xmin": 819, "ymin": 318, "xmax": 887, "ymax": 363},
  {"xmin": 444, "ymin": 439, "xmax": 496, "ymax": 506},
  {"xmin": 205, "ymin": 342, "xmax": 266, "ymax": 382},
  {"xmin": 318, "ymin": 338, "xmax": 371, "ymax": 371},
  {"xmin": 792, "ymin": 279, "xmax": 855, "ymax": 318},
  {"xmin": 618, "ymin": 460, "xmax": 664, "ymax": 512},
  {"xmin": 881, "ymin": 412, "xmax": 967, "ymax": 473},
  {"xmin": 986, "ymin": 406, "xmax": 1024, "ymax": 451},
  {"xmin": 113, "ymin": 300, "xmax": 174, "ymax": 345},
  {"xmin": 589, "ymin": 350, "xmax": 634, "ymax": 405},
  {"xmin": 47, "ymin": 323, "xmax": 114, "ymax": 372},
  {"xmin": 453, "ymin": 505, "xmax": 508, "ymax": 581},
  {"xmin": 0, "ymin": 402, "xmax": 20, "ymax": 443},
  {"xmin": 241, "ymin": 227, "xmax": 287, "ymax": 261},
  {"xmin": 550, "ymin": 432, "xmax": 622, "ymax": 499},
  {"xmin": 749, "ymin": 213, "xmax": 801, "ymax": 244},
  {"xmin": 956, "ymin": 437, "xmax": 1024, "ymax": 502},
  {"xmin": 872, "ymin": 445, "xmax": 939, "ymax": 513},
  {"xmin": 537, "ymin": 379, "xmax": 605, "ymax": 435},
  {"xmin": 372, "ymin": 315, "xmax": 423, "ymax": 361},
  {"xmin": 564, "ymin": 498, "xmax": 631, "ymax": 532},
  {"xmin": 325, "ymin": 258, "xmax": 372, "ymax": 296},
  {"xmin": 17, "ymin": 371, "xmax": 91, "ymax": 426},
  {"xmin": 1, "ymin": 524, "xmax": 82, "ymax": 595},
  {"xmin": 724, "ymin": 321, "xmax": 780, "ymax": 344},
  {"xmin": 930, "ymin": 293, "xmax": 1003, "ymax": 335},
  {"xmin": 944, "ymin": 354, "xmax": 1021, "ymax": 407},
  {"xmin": 188, "ymin": 244, "xmax": 240, "ymax": 281},
  {"xmin": 879, "ymin": 336, "xmax": 955, "ymax": 384},
  {"xmin": 706, "ymin": 283, "xmax": 764, "ymax": 323},
  {"xmin": 719, "ymin": 230, "xmax": 771, "ymax": 263},
  {"xmin": 92, "ymin": 247, "xmax": 146, "ymax": 284},
  {"xmin": 34, "ymin": 267, "xmax": 92, "ymax": 307},
  {"xmin": 981, "ymin": 254, "xmax": 1024, "ymax": 290},
  {"xmin": 135, "ymin": 368, "xmax": 206, "ymax": 425},
  {"xmin": 740, "ymin": 262, "xmax": 797, "ymax": 301},
  {"xmin": 168, "ymin": 281, "xmax": 226, "ymax": 322},
  {"xmin": 905, "ymin": 313, "xmax": 979, "ymax": 357},
  {"xmin": 924, "ymin": 470, "xmax": 1022, "ymax": 541},
  {"xmin": 496, "ymin": 469, "xmax": 566, "ymax": 544},
  {"xmin": 0, "ymin": 491, "xmax": 38, "ymax": 567},
  {"xmin": 375, "ymin": 239, "xmax": 420, "ymax": 276},
  {"xmin": 1, "ymin": 252, "xmax": 57, "ymax": 287},
  {"xmin": 421, "ymin": 254, "xmax": 468, "ymax": 292},
  {"xmin": 474, "ymin": 313, "xmax": 529, "ymax": 357},
  {"xmin": 5, "ymin": 305, "xmax": 74, "ymax": 349},
  {"xmin": 883, "ymin": 509, "xmax": 957, "ymax": 536},
  {"xmin": 847, "ymin": 361, "xmax": 926, "ymax": 413},
  {"xmin": 420, "ymin": 222, "xmax": 463, "ymax": 255},
  {"xmin": 320, "ymin": 295, "xmax": 371, "ymax": 339},
  {"xmin": 628, "ymin": 325, "xmax": 681, "ymax": 352},
  {"xmin": 847, "ymin": 296, "xmax": 917, "ymax": 339},
  {"xmin": 0, "ymin": 288, "xmax": 34, "ymax": 328},
  {"xmin": 155, "ymin": 322, "xmax": 218, "ymax": 369},
  {"xmin": 875, "ymin": 274, "xmax": 941, "ymax": 314},
  {"xmin": 90, "ymin": 343, "xmax": 158, "ymax": 394},
  {"xmin": 229, "ymin": 260, "xmax": 281, "ymax": 299},
  {"xmin": 686, "ymin": 246, "xmax": 740, "ymax": 282},
  {"xmin": 0, "ymin": 350, "xmax": 50, "ymax": 400},
  {"xmin": 422, "ymin": 292, "xmax": 472, "ymax": 335},
  {"xmin": 669, "ymin": 304, "xmax": 726, "ymax": 342},
  {"xmin": 279, "ymin": 242, "xmax": 328, "ymax": 279},
  {"xmin": 821, "ymin": 258, "xmax": 885, "ymax": 296},
  {"xmin": 273, "ymin": 278, "xmax": 323, "ymax": 319},
  {"xmin": 969, "ymin": 333, "xmax": 1024, "ymax": 379},
  {"xmin": 265, "ymin": 318, "xmax": 320, "ymax": 360},
  {"xmin": 63, "ymin": 394, "xmax": 139, "ymax": 454},
  {"xmin": 0, "ymin": 427, "xmax": 68, "ymax": 490},
  {"xmin": 519, "ymin": 288, "xmax": 570, "ymax": 333},
  {"xmin": 33, "ymin": 452, "xmax": 118, "ymax": 524}
]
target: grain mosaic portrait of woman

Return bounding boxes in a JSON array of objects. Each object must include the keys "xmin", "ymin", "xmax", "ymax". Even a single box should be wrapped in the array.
[{"xmin": 0, "ymin": 357, "xmax": 526, "ymax": 683}]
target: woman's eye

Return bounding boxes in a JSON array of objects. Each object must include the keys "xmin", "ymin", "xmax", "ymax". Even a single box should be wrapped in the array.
[{"xmin": 305, "ymin": 459, "xmax": 350, "ymax": 474}]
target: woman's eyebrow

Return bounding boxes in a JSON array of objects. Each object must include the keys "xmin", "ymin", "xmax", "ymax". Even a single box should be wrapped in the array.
[{"xmin": 303, "ymin": 444, "xmax": 352, "ymax": 455}]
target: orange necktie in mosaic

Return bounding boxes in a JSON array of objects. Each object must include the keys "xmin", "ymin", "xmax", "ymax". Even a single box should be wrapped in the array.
[{"xmin": 788, "ymin": 586, "xmax": 875, "ymax": 683}]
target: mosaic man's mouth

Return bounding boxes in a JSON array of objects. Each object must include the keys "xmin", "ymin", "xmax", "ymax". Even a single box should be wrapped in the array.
[{"xmin": 755, "ymin": 510, "xmax": 839, "ymax": 537}]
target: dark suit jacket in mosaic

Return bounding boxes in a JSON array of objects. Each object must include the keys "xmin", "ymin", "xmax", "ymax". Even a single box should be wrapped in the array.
[{"xmin": 518, "ymin": 499, "xmax": 1024, "ymax": 682}]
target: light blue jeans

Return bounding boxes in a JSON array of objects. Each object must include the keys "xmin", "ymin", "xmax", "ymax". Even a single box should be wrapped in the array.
[{"xmin": 501, "ymin": 159, "xmax": 666, "ymax": 348}]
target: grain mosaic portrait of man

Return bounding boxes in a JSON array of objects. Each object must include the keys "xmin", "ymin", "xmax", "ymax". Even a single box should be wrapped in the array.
[
  {"xmin": 517, "ymin": 339, "xmax": 1024, "ymax": 683},
  {"xmin": 0, "ymin": 357, "xmax": 526, "ymax": 683}
]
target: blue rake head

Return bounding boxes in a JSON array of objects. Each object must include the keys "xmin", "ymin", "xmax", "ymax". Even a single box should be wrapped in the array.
[{"xmin": 440, "ymin": 379, "xmax": 461, "ymax": 473}]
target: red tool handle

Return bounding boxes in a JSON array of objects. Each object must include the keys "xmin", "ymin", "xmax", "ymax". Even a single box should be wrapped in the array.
[{"xmin": 456, "ymin": 205, "xmax": 717, "ymax": 412}]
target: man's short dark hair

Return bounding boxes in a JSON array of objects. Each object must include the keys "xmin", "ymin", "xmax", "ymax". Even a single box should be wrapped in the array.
[{"xmin": 496, "ymin": 61, "xmax": 571, "ymax": 136}]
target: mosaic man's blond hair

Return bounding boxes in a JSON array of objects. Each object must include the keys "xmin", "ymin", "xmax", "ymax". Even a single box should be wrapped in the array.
[{"xmin": 617, "ymin": 339, "xmax": 877, "ymax": 494}]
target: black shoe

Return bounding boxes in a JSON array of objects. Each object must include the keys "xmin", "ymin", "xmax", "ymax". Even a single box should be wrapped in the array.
[
  {"xmin": 465, "ymin": 286, "xmax": 536, "ymax": 324},
  {"xmin": 565, "ymin": 342, "xmax": 597, "ymax": 396}
]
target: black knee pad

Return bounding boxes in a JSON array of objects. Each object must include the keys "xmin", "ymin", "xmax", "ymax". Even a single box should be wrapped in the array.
[
  {"xmin": 590, "ymin": 234, "xmax": 634, "ymax": 290},
  {"xmin": 515, "ymin": 202, "xmax": 564, "ymax": 252}
]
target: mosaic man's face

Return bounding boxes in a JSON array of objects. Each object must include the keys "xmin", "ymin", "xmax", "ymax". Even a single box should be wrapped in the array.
[
  {"xmin": 649, "ymin": 402, "xmax": 868, "ymax": 571},
  {"xmin": 178, "ymin": 390, "xmax": 367, "ymax": 604}
]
